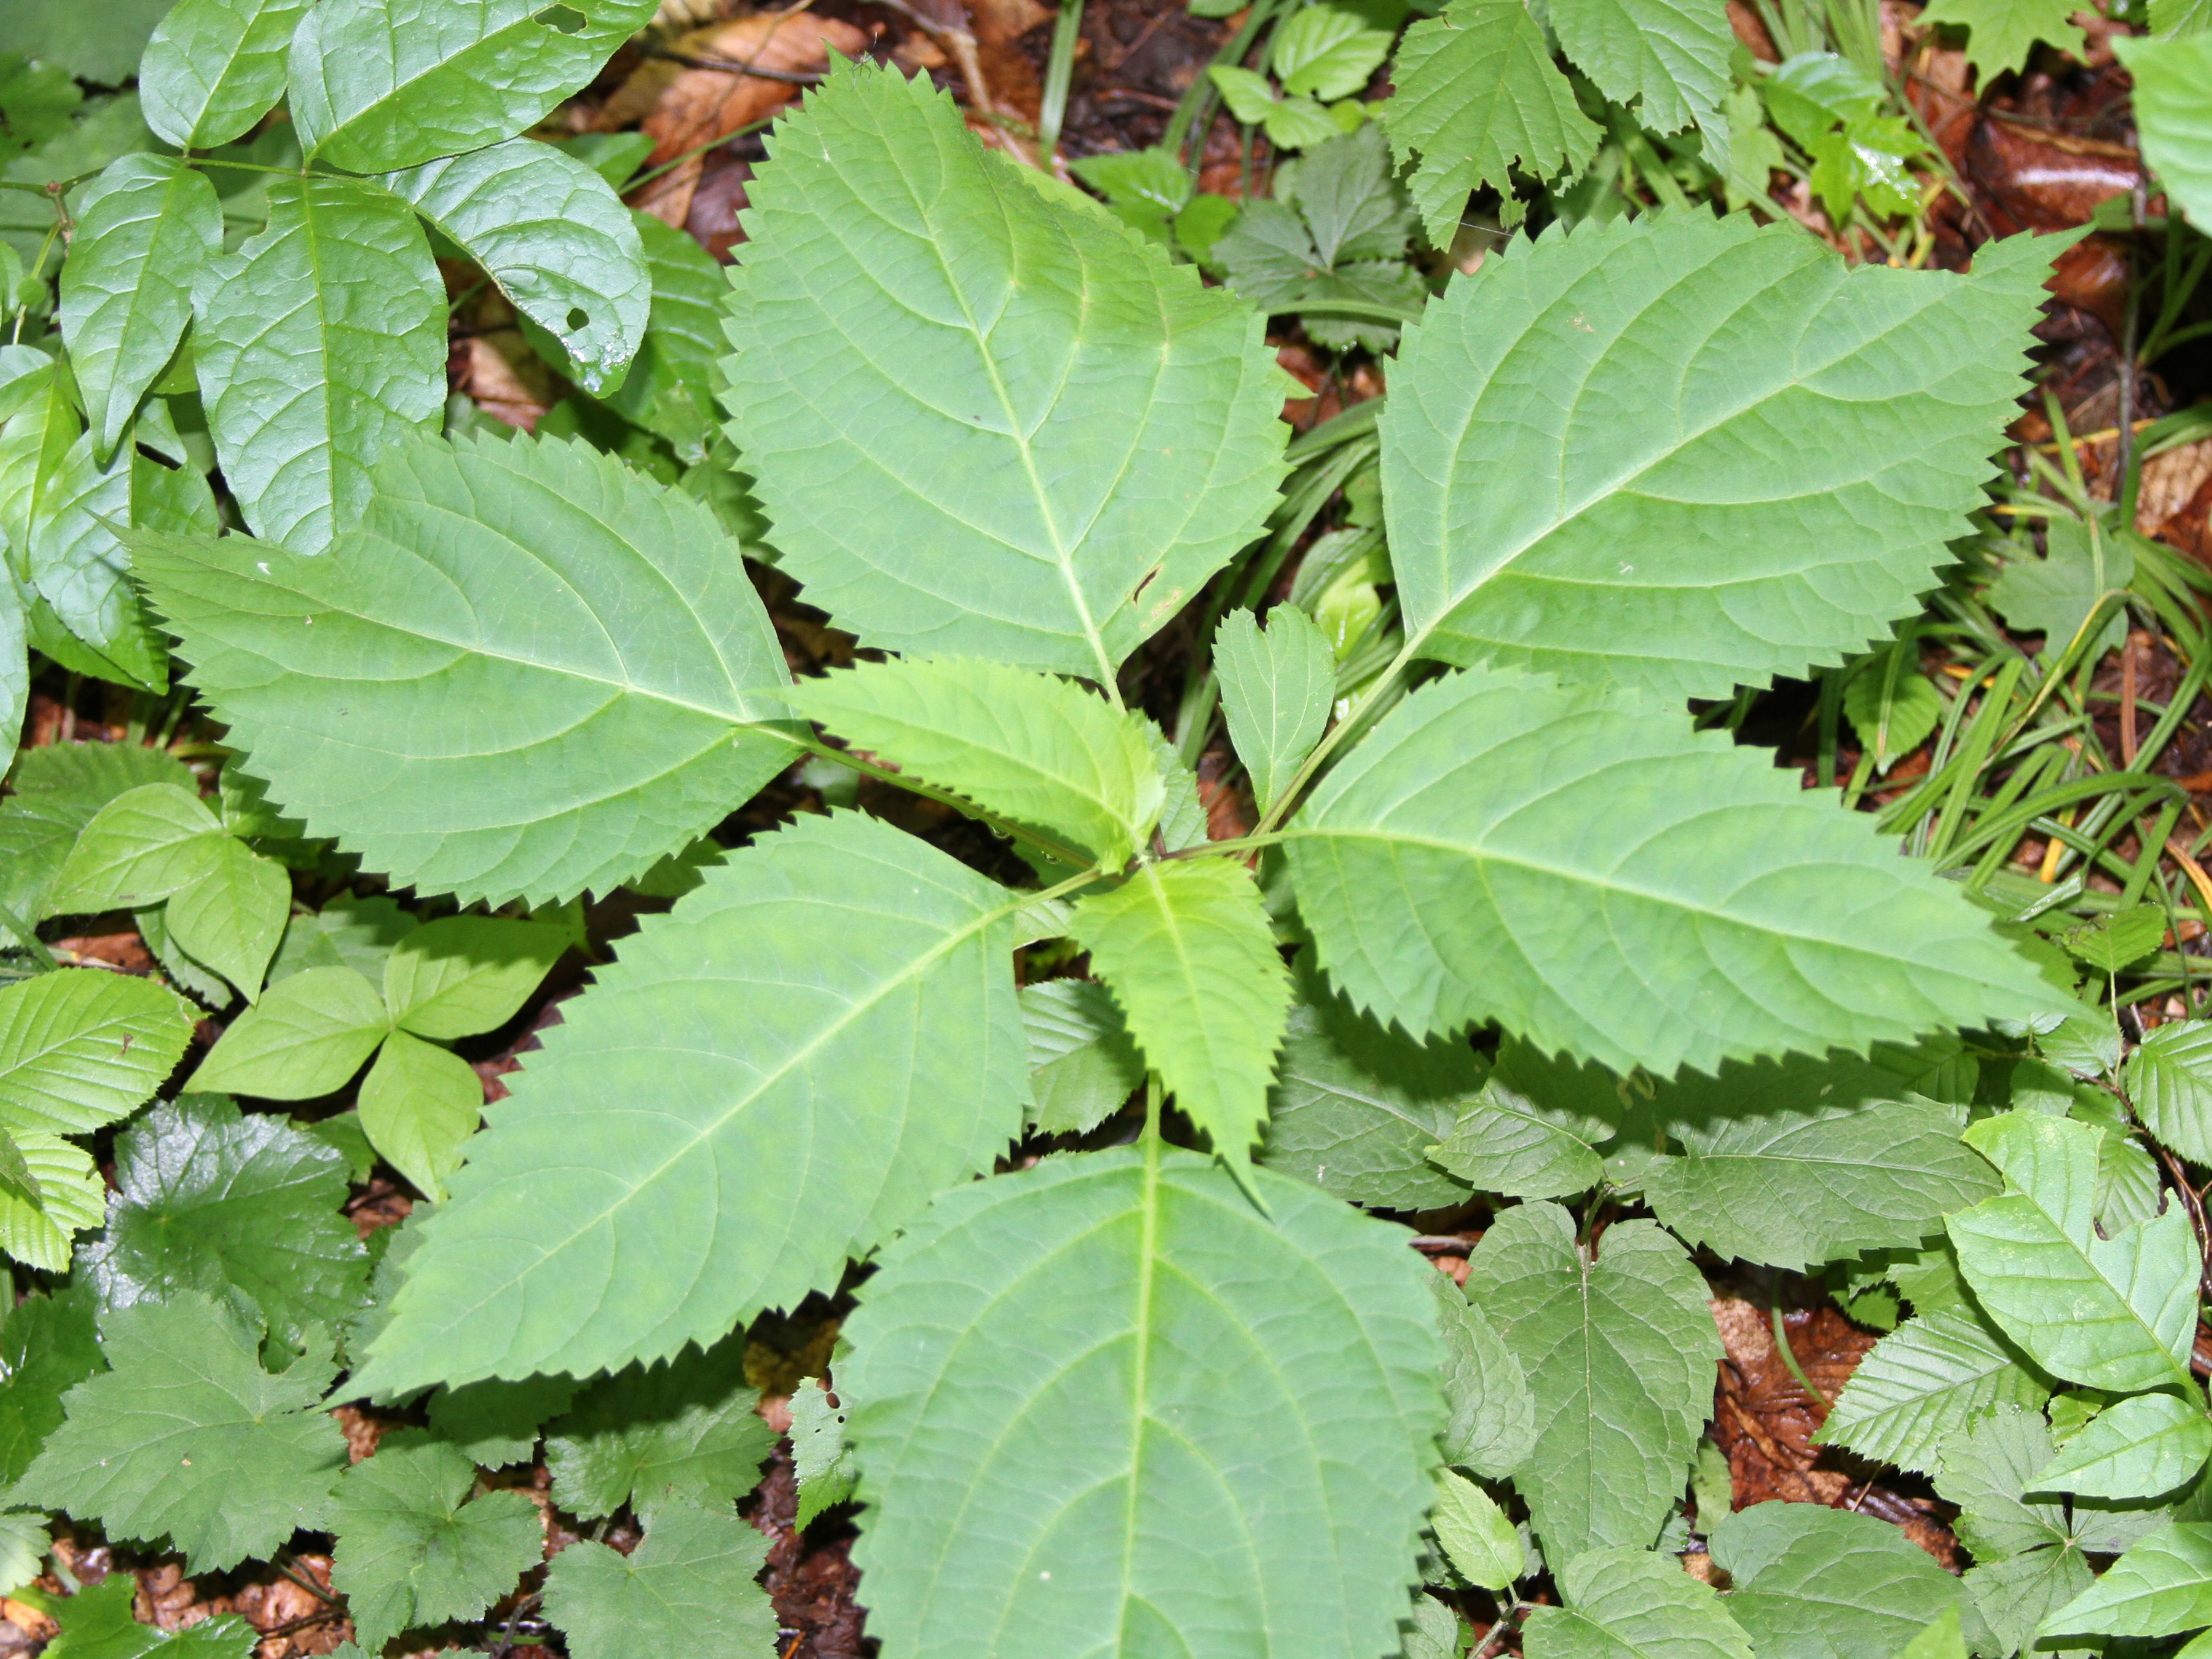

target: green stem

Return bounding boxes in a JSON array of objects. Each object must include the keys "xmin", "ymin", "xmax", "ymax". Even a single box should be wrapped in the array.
[
  {"xmin": 1770, "ymin": 1298, "xmax": 1828, "ymax": 1411},
  {"xmin": 1038, "ymin": 0, "xmax": 1084, "ymax": 159}
]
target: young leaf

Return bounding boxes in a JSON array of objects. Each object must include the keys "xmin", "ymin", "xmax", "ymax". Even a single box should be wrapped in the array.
[
  {"xmin": 1021, "ymin": 979, "xmax": 1145, "ymax": 1137},
  {"xmin": 2032, "ymin": 1390, "xmax": 2212, "ymax": 1500},
  {"xmin": 2116, "ymin": 34, "xmax": 2212, "ymax": 231},
  {"xmin": 1919, "ymin": 0, "xmax": 2086, "ymax": 80},
  {"xmin": 1216, "ymin": 607, "xmax": 1335, "ymax": 818},
  {"xmin": 1272, "ymin": 3, "xmax": 1394, "ymax": 100},
  {"xmin": 1947, "ymin": 1113, "xmax": 2199, "ymax": 1393},
  {"xmin": 542, "ymin": 1496, "xmax": 779, "ymax": 1659},
  {"xmin": 355, "ymin": 1030, "xmax": 482, "ymax": 1203},
  {"xmin": 1431, "ymin": 1468, "xmax": 1522, "ymax": 1592},
  {"xmin": 1433, "ymin": 1274, "xmax": 1537, "ymax": 1480},
  {"xmin": 351, "ymin": 812, "xmax": 1027, "ymax": 1394},
  {"xmin": 0, "ymin": 1135, "xmax": 105, "ymax": 1275},
  {"xmin": 721, "ymin": 61, "xmax": 1289, "ymax": 682},
  {"xmin": 12, "ymin": 1294, "xmax": 347, "ymax": 1572},
  {"xmin": 0, "ymin": 1291, "xmax": 104, "ymax": 1486},
  {"xmin": 1427, "ymin": 1038, "xmax": 1623, "ymax": 1199},
  {"xmin": 1286, "ymin": 668, "xmax": 2066, "ymax": 1074},
  {"xmin": 543, "ymin": 1332, "xmax": 772, "ymax": 1520},
  {"xmin": 1814, "ymin": 1307, "xmax": 2050, "ymax": 1475},
  {"xmin": 2126, "ymin": 1020, "xmax": 2212, "ymax": 1165},
  {"xmin": 288, "ymin": 0, "xmax": 660, "ymax": 174},
  {"xmin": 1546, "ymin": 0, "xmax": 1731, "ymax": 138},
  {"xmin": 1382, "ymin": 0, "xmax": 1603, "ymax": 246},
  {"xmin": 1523, "ymin": 1546, "xmax": 1754, "ymax": 1659},
  {"xmin": 791, "ymin": 1377, "xmax": 856, "ymax": 1528},
  {"xmin": 41, "ymin": 1574, "xmax": 257, "ymax": 1659},
  {"xmin": 329, "ymin": 1429, "xmax": 544, "ymax": 1653},
  {"xmin": 838, "ymin": 1145, "xmax": 1441, "ymax": 1659},
  {"xmin": 789, "ymin": 658, "xmax": 1165, "ymax": 867},
  {"xmin": 191, "ymin": 174, "xmax": 445, "ymax": 554},
  {"xmin": 1467, "ymin": 1203, "xmax": 1720, "ymax": 1563},
  {"xmin": 1710, "ymin": 1501, "xmax": 1962, "ymax": 1659},
  {"xmin": 140, "ymin": 0, "xmax": 314, "ymax": 150},
  {"xmin": 1936, "ymin": 1407, "xmax": 2093, "ymax": 1657},
  {"xmin": 2042, "ymin": 1522, "xmax": 2212, "ymax": 1641},
  {"xmin": 0, "ymin": 744, "xmax": 193, "ymax": 931},
  {"xmin": 1381, "ymin": 215, "xmax": 2060, "ymax": 696},
  {"xmin": 0, "ymin": 968, "xmax": 194, "ymax": 1137},
  {"xmin": 1069, "ymin": 857, "xmax": 1291, "ymax": 1161},
  {"xmin": 191, "ymin": 967, "xmax": 391, "ymax": 1098},
  {"xmin": 376, "ymin": 140, "xmax": 650, "ymax": 395},
  {"xmin": 57, "ymin": 156, "xmax": 222, "ymax": 458}
]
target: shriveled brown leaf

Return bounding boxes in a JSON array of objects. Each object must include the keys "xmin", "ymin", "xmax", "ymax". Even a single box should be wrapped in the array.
[
  {"xmin": 454, "ymin": 333, "xmax": 556, "ymax": 432},
  {"xmin": 604, "ymin": 13, "xmax": 869, "ymax": 166},
  {"xmin": 2140, "ymin": 440, "xmax": 2212, "ymax": 542}
]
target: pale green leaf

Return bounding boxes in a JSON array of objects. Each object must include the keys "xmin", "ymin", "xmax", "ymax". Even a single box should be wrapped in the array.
[
  {"xmin": 1467, "ymin": 1203, "xmax": 1720, "ymax": 1563},
  {"xmin": 543, "ymin": 1332, "xmax": 771, "ymax": 1520},
  {"xmin": 1921, "ymin": 0, "xmax": 2086, "ymax": 79},
  {"xmin": 0, "ymin": 1510, "xmax": 45, "ymax": 1598},
  {"xmin": 58, "ymin": 156, "xmax": 221, "ymax": 458},
  {"xmin": 0, "ymin": 1135, "xmax": 104, "ymax": 1275},
  {"xmin": 790, "ymin": 1377, "xmax": 855, "ymax": 1528},
  {"xmin": 2043, "ymin": 1522, "xmax": 2212, "ymax": 1640},
  {"xmin": 1382, "ymin": 0, "xmax": 1602, "ymax": 247},
  {"xmin": 190, "ymin": 967, "xmax": 390, "ymax": 1099},
  {"xmin": 542, "ymin": 1497, "xmax": 779, "ymax": 1659},
  {"xmin": 43, "ymin": 1574, "xmax": 257, "ymax": 1659},
  {"xmin": 191, "ymin": 174, "xmax": 445, "ymax": 554},
  {"xmin": 0, "ymin": 1126, "xmax": 39, "ymax": 1205},
  {"xmin": 1216, "ymin": 606, "xmax": 1334, "ymax": 816},
  {"xmin": 789, "ymin": 658, "xmax": 1163, "ymax": 866},
  {"xmin": 1020, "ymin": 979, "xmax": 1144, "ymax": 1137},
  {"xmin": 356, "ymin": 1030, "xmax": 482, "ymax": 1203},
  {"xmin": 2119, "ymin": 34, "xmax": 2212, "ymax": 231},
  {"xmin": 381, "ymin": 916, "xmax": 566, "ymax": 1040},
  {"xmin": 11, "ymin": 1293, "xmax": 347, "ymax": 1572},
  {"xmin": 1274, "ymin": 4, "xmax": 1395, "ymax": 100},
  {"xmin": 1212, "ymin": 64, "xmax": 1281, "ymax": 124},
  {"xmin": 350, "ymin": 811, "xmax": 1027, "ymax": 1394},
  {"xmin": 1286, "ymin": 668, "xmax": 2065, "ymax": 1072},
  {"xmin": 1948, "ymin": 1112, "xmax": 2198, "ymax": 1393},
  {"xmin": 0, "ymin": 1291, "xmax": 104, "ymax": 1488},
  {"xmin": 1524, "ymin": 1547, "xmax": 1754, "ymax": 1659},
  {"xmin": 424, "ymin": 1373, "xmax": 575, "ymax": 1468},
  {"xmin": 377, "ymin": 140, "xmax": 649, "ymax": 396},
  {"xmin": 47, "ymin": 781, "xmax": 223, "ymax": 915},
  {"xmin": 1989, "ymin": 517, "xmax": 2131, "ymax": 667},
  {"xmin": 1381, "ymin": 215, "xmax": 2059, "ymax": 696},
  {"xmin": 289, "ymin": 0, "xmax": 659, "ymax": 174},
  {"xmin": 0, "ymin": 968, "xmax": 194, "ymax": 1137},
  {"xmin": 721, "ymin": 61, "xmax": 1288, "ymax": 681},
  {"xmin": 1548, "ymin": 0, "xmax": 1730, "ymax": 135},
  {"xmin": 2153, "ymin": 0, "xmax": 2210, "ymax": 33},
  {"xmin": 25, "ymin": 434, "xmax": 175, "ymax": 692},
  {"xmin": 1433, "ymin": 1273, "xmax": 1538, "ymax": 1480},
  {"xmin": 2033, "ymin": 1390, "xmax": 2212, "ymax": 1500},
  {"xmin": 1069, "ymin": 857, "xmax": 1291, "ymax": 1160},
  {"xmin": 1431, "ymin": 1468, "xmax": 1522, "ymax": 1591},
  {"xmin": 163, "ymin": 836, "xmax": 288, "ymax": 1000},
  {"xmin": 1428, "ymin": 1038, "xmax": 1622, "ymax": 1199},
  {"xmin": 330, "ymin": 1429, "xmax": 541, "ymax": 1651},
  {"xmin": 269, "ymin": 894, "xmax": 418, "ymax": 986},
  {"xmin": 141, "ymin": 0, "xmax": 313, "ymax": 150},
  {"xmin": 2128, "ymin": 1020, "xmax": 2212, "ymax": 1164},
  {"xmin": 840, "ymin": 1145, "xmax": 1441, "ymax": 1659},
  {"xmin": 1814, "ymin": 1307, "xmax": 2049, "ymax": 1475},
  {"xmin": 1711, "ymin": 1501, "xmax": 1962, "ymax": 1659},
  {"xmin": 1843, "ymin": 644, "xmax": 1942, "ymax": 772}
]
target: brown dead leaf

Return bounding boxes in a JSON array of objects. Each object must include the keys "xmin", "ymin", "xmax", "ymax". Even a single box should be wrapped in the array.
[
  {"xmin": 2140, "ymin": 439, "xmax": 2212, "ymax": 543},
  {"xmin": 685, "ymin": 156, "xmax": 755, "ymax": 262},
  {"xmin": 49, "ymin": 932, "xmax": 154, "ymax": 972},
  {"xmin": 607, "ymin": 13, "xmax": 869, "ymax": 166},
  {"xmin": 454, "ymin": 333, "xmax": 554, "ymax": 432}
]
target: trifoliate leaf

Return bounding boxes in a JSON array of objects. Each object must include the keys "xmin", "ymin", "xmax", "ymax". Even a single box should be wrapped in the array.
[
  {"xmin": 721, "ymin": 61, "xmax": 1287, "ymax": 681},
  {"xmin": 0, "ymin": 1135, "xmax": 104, "ymax": 1275},
  {"xmin": 140, "ymin": 0, "xmax": 314, "ymax": 151},
  {"xmin": 133, "ymin": 430, "xmax": 800, "ymax": 906},
  {"xmin": 269, "ymin": 894, "xmax": 419, "ymax": 986},
  {"xmin": 1070, "ymin": 858, "xmax": 1291, "ymax": 1161},
  {"xmin": 2043, "ymin": 1522, "xmax": 2212, "ymax": 1641},
  {"xmin": 12, "ymin": 1293, "xmax": 347, "ymax": 1572},
  {"xmin": 1936, "ymin": 1407, "xmax": 2093, "ymax": 1656},
  {"xmin": 1287, "ymin": 668, "xmax": 2066, "ymax": 1073},
  {"xmin": 1524, "ymin": 1546, "xmax": 1754, "ymax": 1659},
  {"xmin": 191, "ymin": 967, "xmax": 391, "ymax": 1099},
  {"xmin": 2127, "ymin": 1021, "xmax": 2212, "ymax": 1164},
  {"xmin": 1711, "ymin": 1501, "xmax": 1962, "ymax": 1659},
  {"xmin": 1381, "ymin": 214, "xmax": 2061, "ymax": 696},
  {"xmin": 1467, "ymin": 1203, "xmax": 1720, "ymax": 1563},
  {"xmin": 544, "ymin": 1332, "xmax": 771, "ymax": 1520},
  {"xmin": 1433, "ymin": 1273, "xmax": 1537, "ymax": 1480},
  {"xmin": 353, "ymin": 812, "xmax": 1027, "ymax": 1393},
  {"xmin": 1547, "ymin": 0, "xmax": 1730, "ymax": 137},
  {"xmin": 0, "ymin": 1290, "xmax": 103, "ymax": 1485},
  {"xmin": 788, "ymin": 659, "xmax": 1165, "ymax": 867},
  {"xmin": 0, "ymin": 739, "xmax": 194, "ymax": 926},
  {"xmin": 542, "ymin": 1496, "xmax": 778, "ymax": 1659},
  {"xmin": 355, "ymin": 1030, "xmax": 482, "ymax": 1204},
  {"xmin": 2117, "ymin": 34, "xmax": 2212, "ymax": 231},
  {"xmin": 1021, "ymin": 979, "xmax": 1144, "ymax": 1137},
  {"xmin": 1382, "ymin": 0, "xmax": 1602, "ymax": 246},
  {"xmin": 380, "ymin": 916, "xmax": 565, "ymax": 1041},
  {"xmin": 42, "ymin": 1574, "xmax": 257, "ymax": 1659},
  {"xmin": 77, "ymin": 1094, "xmax": 369, "ymax": 1349},
  {"xmin": 1432, "ymin": 1468, "xmax": 1522, "ymax": 1591},
  {"xmin": 2033, "ymin": 1391, "xmax": 2212, "ymax": 1500},
  {"xmin": 840, "ymin": 1145, "xmax": 1441, "ymax": 1659},
  {"xmin": 330, "ymin": 1429, "xmax": 545, "ymax": 1653},
  {"xmin": 791, "ymin": 1377, "xmax": 856, "ymax": 1528},
  {"xmin": 1815, "ymin": 1307, "xmax": 2049, "ymax": 1475},
  {"xmin": 1428, "ymin": 1038, "xmax": 1622, "ymax": 1199},
  {"xmin": 1215, "ymin": 607, "xmax": 1335, "ymax": 818},
  {"xmin": 1989, "ymin": 517, "xmax": 2132, "ymax": 668},
  {"xmin": 1843, "ymin": 642, "xmax": 1942, "ymax": 773},
  {"xmin": 1948, "ymin": 1112, "xmax": 2198, "ymax": 1393},
  {"xmin": 0, "ymin": 968, "xmax": 194, "ymax": 1137},
  {"xmin": 424, "ymin": 1374, "xmax": 577, "ymax": 1470},
  {"xmin": 1919, "ymin": 0, "xmax": 2086, "ymax": 80}
]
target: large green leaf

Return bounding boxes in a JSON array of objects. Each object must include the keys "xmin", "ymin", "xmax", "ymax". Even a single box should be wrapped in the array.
[
  {"xmin": 1948, "ymin": 1112, "xmax": 2199, "ymax": 1393},
  {"xmin": 1285, "ymin": 668, "xmax": 2065, "ymax": 1073},
  {"xmin": 1525, "ymin": 1547, "xmax": 1754, "ymax": 1659},
  {"xmin": 140, "ymin": 0, "xmax": 313, "ymax": 149},
  {"xmin": 1814, "ymin": 1307, "xmax": 2049, "ymax": 1476},
  {"xmin": 191, "ymin": 173, "xmax": 444, "ymax": 554},
  {"xmin": 1382, "ymin": 0, "xmax": 1602, "ymax": 246},
  {"xmin": 1380, "ymin": 214, "xmax": 2058, "ymax": 696},
  {"xmin": 721, "ymin": 61, "xmax": 1288, "ymax": 681},
  {"xmin": 377, "ymin": 140, "xmax": 649, "ymax": 396},
  {"xmin": 0, "ymin": 969, "xmax": 193, "ymax": 1138},
  {"xmin": 1936, "ymin": 1407, "xmax": 2094, "ymax": 1658},
  {"xmin": 57, "ymin": 155, "xmax": 221, "ymax": 458},
  {"xmin": 20, "ymin": 431, "xmax": 184, "ymax": 693},
  {"xmin": 542, "ymin": 1332, "xmax": 771, "ymax": 1520},
  {"xmin": 1711, "ymin": 1501, "xmax": 1962, "ymax": 1659},
  {"xmin": 2118, "ymin": 35, "xmax": 2212, "ymax": 230},
  {"xmin": 132, "ymin": 430, "xmax": 798, "ymax": 905},
  {"xmin": 1548, "ymin": 0, "xmax": 1730, "ymax": 138},
  {"xmin": 839, "ymin": 1144, "xmax": 1441, "ymax": 1659},
  {"xmin": 542, "ymin": 1497, "xmax": 778, "ymax": 1659},
  {"xmin": 288, "ymin": 0, "xmax": 658, "ymax": 174},
  {"xmin": 1466, "ymin": 1202, "xmax": 1720, "ymax": 1563},
  {"xmin": 350, "ymin": 811, "xmax": 1027, "ymax": 1395},
  {"xmin": 2043, "ymin": 1523, "xmax": 2212, "ymax": 1640}
]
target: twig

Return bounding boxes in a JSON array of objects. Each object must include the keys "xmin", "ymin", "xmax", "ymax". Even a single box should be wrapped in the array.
[
  {"xmin": 2151, "ymin": 1138, "xmax": 2212, "ymax": 1306},
  {"xmin": 641, "ymin": 45, "xmax": 823, "ymax": 81}
]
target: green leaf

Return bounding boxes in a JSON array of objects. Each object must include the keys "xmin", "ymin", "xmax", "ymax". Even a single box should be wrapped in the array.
[
  {"xmin": 543, "ymin": 1331, "xmax": 771, "ymax": 1520},
  {"xmin": 1428, "ymin": 1038, "xmax": 1621, "ymax": 1199},
  {"xmin": 351, "ymin": 811, "xmax": 1027, "ymax": 1394},
  {"xmin": 1216, "ymin": 606, "xmax": 1335, "ymax": 817},
  {"xmin": 141, "ymin": 0, "xmax": 313, "ymax": 150},
  {"xmin": 2152, "ymin": 0, "xmax": 2210, "ymax": 34},
  {"xmin": 1948, "ymin": 1112, "xmax": 2199, "ymax": 1393},
  {"xmin": 330, "ymin": 1428, "xmax": 544, "ymax": 1653},
  {"xmin": 191, "ymin": 173, "xmax": 445, "ymax": 554},
  {"xmin": 77, "ymin": 1094, "xmax": 369, "ymax": 1350},
  {"xmin": 1524, "ymin": 1547, "xmax": 1754, "ymax": 1659},
  {"xmin": 1381, "ymin": 214, "xmax": 2060, "ymax": 696},
  {"xmin": 25, "ymin": 433, "xmax": 175, "ymax": 693},
  {"xmin": 134, "ymin": 430, "xmax": 800, "ymax": 904},
  {"xmin": 356, "ymin": 1030, "xmax": 481, "ymax": 1203},
  {"xmin": 1711, "ymin": 1501, "xmax": 1962, "ymax": 1659},
  {"xmin": 1807, "ymin": 114, "xmax": 1927, "ymax": 222},
  {"xmin": 191, "ymin": 966, "xmax": 390, "ymax": 1099},
  {"xmin": 1988, "ymin": 516, "xmax": 2131, "ymax": 667},
  {"xmin": 377, "ymin": 140, "xmax": 649, "ymax": 396},
  {"xmin": 47, "ymin": 782, "xmax": 217, "ymax": 915},
  {"xmin": 790, "ymin": 1377, "xmax": 855, "ymax": 1528},
  {"xmin": 381, "ymin": 916, "xmax": 565, "ymax": 1040},
  {"xmin": 1814, "ymin": 1307, "xmax": 2049, "ymax": 1475},
  {"xmin": 1382, "ymin": 0, "xmax": 1602, "ymax": 246},
  {"xmin": 789, "ymin": 658, "xmax": 1163, "ymax": 866},
  {"xmin": 58, "ymin": 156, "xmax": 222, "ymax": 459},
  {"xmin": 1547, "ymin": 0, "xmax": 1730, "ymax": 136},
  {"xmin": 0, "ymin": 1135, "xmax": 104, "ymax": 1274},
  {"xmin": 1069, "ymin": 857, "xmax": 1291, "ymax": 1161},
  {"xmin": 0, "ymin": 743, "xmax": 195, "ymax": 927},
  {"xmin": 2043, "ymin": 1522, "xmax": 2212, "ymax": 1640},
  {"xmin": 1761, "ymin": 50, "xmax": 1883, "ymax": 145},
  {"xmin": 0, "ymin": 968, "xmax": 194, "ymax": 1137},
  {"xmin": 289, "ymin": 0, "xmax": 659, "ymax": 174},
  {"xmin": 720, "ymin": 61, "xmax": 1288, "ymax": 682},
  {"xmin": 269, "ymin": 894, "xmax": 420, "ymax": 986},
  {"xmin": 11, "ymin": 1293, "xmax": 347, "ymax": 1572},
  {"xmin": 1021, "ymin": 979, "xmax": 1144, "ymax": 1137},
  {"xmin": 0, "ymin": 55, "xmax": 81, "ymax": 159},
  {"xmin": 1919, "ymin": 0, "xmax": 2085, "ymax": 79},
  {"xmin": 1433, "ymin": 1274, "xmax": 1537, "ymax": 1480},
  {"xmin": 1273, "ymin": 3, "xmax": 1395, "ymax": 100},
  {"xmin": 2033, "ymin": 1390, "xmax": 2212, "ymax": 1500},
  {"xmin": 0, "ymin": 0, "xmax": 172, "ymax": 82},
  {"xmin": 164, "ymin": 837, "xmax": 289, "ymax": 999},
  {"xmin": 0, "ymin": 1291, "xmax": 104, "ymax": 1487},
  {"xmin": 1260, "ymin": 971, "xmax": 1481, "ymax": 1211},
  {"xmin": 1467, "ymin": 1203, "xmax": 1720, "ymax": 1563},
  {"xmin": 542, "ymin": 1496, "xmax": 779, "ymax": 1659},
  {"xmin": 2118, "ymin": 34, "xmax": 2212, "ymax": 231},
  {"xmin": 2129, "ymin": 1020, "xmax": 2212, "ymax": 1164},
  {"xmin": 598, "ymin": 211, "xmax": 724, "ymax": 460},
  {"xmin": 1431, "ymin": 1468, "xmax": 1522, "ymax": 1591},
  {"xmin": 1286, "ymin": 668, "xmax": 2065, "ymax": 1072},
  {"xmin": 1843, "ymin": 642, "xmax": 1942, "ymax": 773},
  {"xmin": 43, "ymin": 1574, "xmax": 258, "ymax": 1659},
  {"xmin": 423, "ymin": 1373, "xmax": 576, "ymax": 1468},
  {"xmin": 840, "ymin": 1144, "xmax": 1441, "ymax": 1659},
  {"xmin": 1936, "ymin": 1406, "xmax": 2093, "ymax": 1657},
  {"xmin": 1406, "ymin": 1593, "xmax": 1471, "ymax": 1659},
  {"xmin": 0, "ymin": 1509, "xmax": 45, "ymax": 1598}
]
